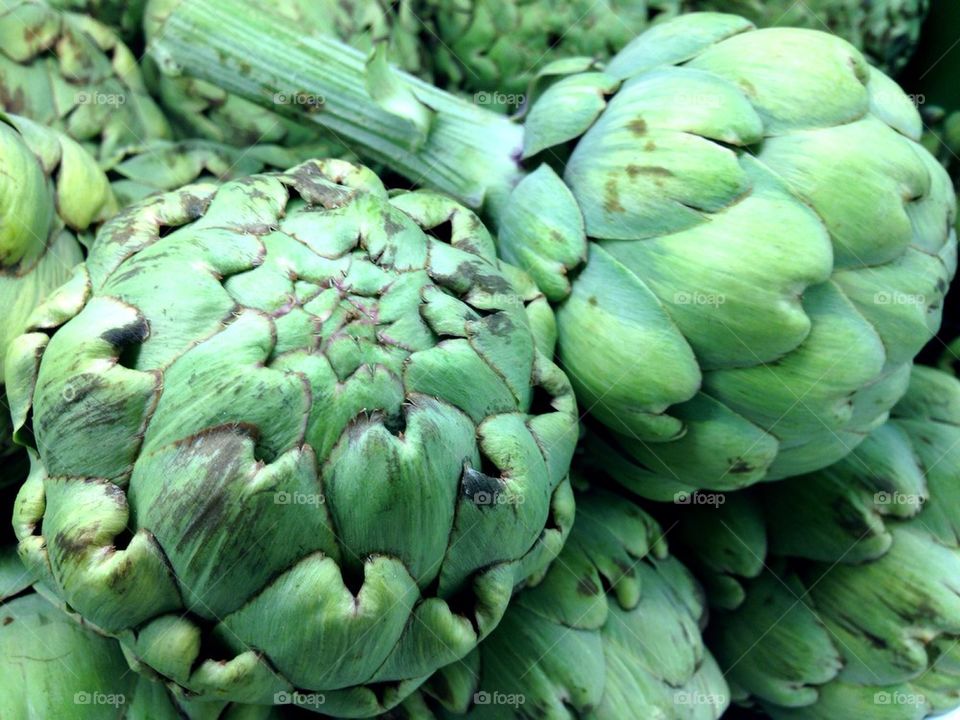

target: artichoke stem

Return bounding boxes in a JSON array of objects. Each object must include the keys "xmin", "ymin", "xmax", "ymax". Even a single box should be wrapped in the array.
[{"xmin": 148, "ymin": 0, "xmax": 524, "ymax": 214}]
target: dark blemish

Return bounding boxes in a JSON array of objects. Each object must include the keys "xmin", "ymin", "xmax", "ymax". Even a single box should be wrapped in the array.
[
  {"xmin": 577, "ymin": 576, "xmax": 600, "ymax": 596},
  {"xmin": 629, "ymin": 118, "xmax": 648, "ymax": 136},
  {"xmin": 729, "ymin": 459, "xmax": 753, "ymax": 474},
  {"xmin": 604, "ymin": 178, "xmax": 624, "ymax": 213}
]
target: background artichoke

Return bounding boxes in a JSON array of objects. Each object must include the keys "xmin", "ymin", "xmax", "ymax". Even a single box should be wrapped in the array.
[
  {"xmin": 0, "ymin": 0, "xmax": 171, "ymax": 163},
  {"xmin": 673, "ymin": 365, "xmax": 960, "ymax": 719},
  {"xmin": 416, "ymin": 486, "xmax": 730, "ymax": 720},
  {"xmin": 151, "ymin": 8, "xmax": 956, "ymax": 497},
  {"xmin": 7, "ymin": 159, "xmax": 578, "ymax": 715}
]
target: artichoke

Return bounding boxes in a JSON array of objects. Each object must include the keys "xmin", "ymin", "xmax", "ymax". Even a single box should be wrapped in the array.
[
  {"xmin": 0, "ymin": 0, "xmax": 171, "ymax": 163},
  {"xmin": 414, "ymin": 487, "xmax": 730, "ymax": 720},
  {"xmin": 7, "ymin": 158, "xmax": 578, "ymax": 716},
  {"xmin": 691, "ymin": 0, "xmax": 928, "ymax": 75},
  {"xmin": 152, "ymin": 9, "xmax": 957, "ymax": 496},
  {"xmin": 424, "ymin": 0, "xmax": 681, "ymax": 103},
  {"xmin": 0, "ymin": 112, "xmax": 116, "ymax": 487},
  {"xmin": 674, "ymin": 365, "xmax": 960, "ymax": 719}
]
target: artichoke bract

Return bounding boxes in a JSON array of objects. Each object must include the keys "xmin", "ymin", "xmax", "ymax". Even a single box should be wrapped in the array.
[
  {"xmin": 0, "ymin": 112, "xmax": 116, "ymax": 487},
  {"xmin": 678, "ymin": 366, "xmax": 960, "ymax": 719},
  {"xmin": 103, "ymin": 139, "xmax": 352, "ymax": 207},
  {"xmin": 0, "ymin": 0, "xmax": 171, "ymax": 163},
  {"xmin": 418, "ymin": 487, "xmax": 729, "ymax": 720},
  {"xmin": 7, "ymin": 159, "xmax": 578, "ymax": 716},
  {"xmin": 149, "ymin": 9, "xmax": 956, "ymax": 496}
]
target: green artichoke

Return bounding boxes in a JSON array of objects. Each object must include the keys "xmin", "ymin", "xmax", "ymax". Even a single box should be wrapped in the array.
[
  {"xmin": 0, "ymin": 0, "xmax": 171, "ymax": 163},
  {"xmin": 425, "ymin": 0, "xmax": 681, "ymax": 103},
  {"xmin": 144, "ymin": 0, "xmax": 425, "ymax": 148},
  {"xmin": 150, "ymin": 9, "xmax": 956, "ymax": 495},
  {"xmin": 691, "ymin": 0, "xmax": 928, "ymax": 74},
  {"xmin": 677, "ymin": 365, "xmax": 960, "ymax": 719},
  {"xmin": 416, "ymin": 487, "xmax": 730, "ymax": 720},
  {"xmin": 7, "ymin": 159, "xmax": 578, "ymax": 716},
  {"xmin": 0, "ymin": 112, "xmax": 117, "ymax": 487}
]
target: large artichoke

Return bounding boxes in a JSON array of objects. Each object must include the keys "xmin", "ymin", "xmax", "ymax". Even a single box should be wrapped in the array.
[
  {"xmin": 152, "ymin": 9, "xmax": 957, "ymax": 496},
  {"xmin": 673, "ymin": 365, "xmax": 960, "ymax": 719},
  {"xmin": 411, "ymin": 487, "xmax": 729, "ymax": 720},
  {"xmin": 0, "ymin": 112, "xmax": 116, "ymax": 487},
  {"xmin": 7, "ymin": 159, "xmax": 578, "ymax": 716},
  {"xmin": 0, "ymin": 0, "xmax": 171, "ymax": 163}
]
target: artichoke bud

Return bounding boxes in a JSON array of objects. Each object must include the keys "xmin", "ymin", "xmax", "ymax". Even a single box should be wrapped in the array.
[
  {"xmin": 520, "ymin": 12, "xmax": 956, "ymax": 494},
  {"xmin": 707, "ymin": 366, "xmax": 960, "ymax": 719},
  {"xmin": 9, "ymin": 159, "xmax": 578, "ymax": 713},
  {"xmin": 0, "ymin": 0, "xmax": 171, "ymax": 163},
  {"xmin": 422, "ymin": 486, "xmax": 730, "ymax": 720}
]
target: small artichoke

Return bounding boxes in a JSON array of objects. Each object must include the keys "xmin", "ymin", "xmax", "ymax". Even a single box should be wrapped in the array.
[
  {"xmin": 7, "ymin": 159, "xmax": 578, "ymax": 716},
  {"xmin": 678, "ymin": 365, "xmax": 960, "ymax": 719},
  {"xmin": 417, "ymin": 487, "xmax": 730, "ymax": 720},
  {"xmin": 0, "ymin": 0, "xmax": 171, "ymax": 163}
]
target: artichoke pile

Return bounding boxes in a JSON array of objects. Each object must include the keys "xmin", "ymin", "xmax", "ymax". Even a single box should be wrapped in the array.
[{"xmin": 2, "ymin": 1, "xmax": 960, "ymax": 720}]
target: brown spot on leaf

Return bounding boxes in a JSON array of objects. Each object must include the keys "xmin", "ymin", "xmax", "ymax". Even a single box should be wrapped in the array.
[
  {"xmin": 629, "ymin": 118, "xmax": 648, "ymax": 135},
  {"xmin": 604, "ymin": 179, "xmax": 624, "ymax": 213}
]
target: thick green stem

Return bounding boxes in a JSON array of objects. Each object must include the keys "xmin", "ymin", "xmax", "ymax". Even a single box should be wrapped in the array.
[{"xmin": 147, "ymin": 0, "xmax": 525, "ymax": 212}]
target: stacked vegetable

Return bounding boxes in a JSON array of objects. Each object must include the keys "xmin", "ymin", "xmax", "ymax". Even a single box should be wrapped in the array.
[{"xmin": 1, "ymin": 1, "xmax": 958, "ymax": 719}]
